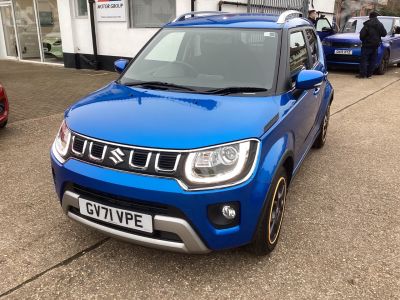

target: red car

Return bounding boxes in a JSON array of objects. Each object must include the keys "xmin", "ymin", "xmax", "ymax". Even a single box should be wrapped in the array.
[{"xmin": 0, "ymin": 84, "xmax": 9, "ymax": 128}]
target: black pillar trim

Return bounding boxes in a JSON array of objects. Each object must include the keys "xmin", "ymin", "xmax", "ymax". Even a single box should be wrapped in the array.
[
  {"xmin": 63, "ymin": 53, "xmax": 132, "ymax": 72},
  {"xmin": 88, "ymin": 0, "xmax": 99, "ymax": 70}
]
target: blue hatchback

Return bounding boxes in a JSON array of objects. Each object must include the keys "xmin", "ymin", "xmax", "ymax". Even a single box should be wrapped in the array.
[
  {"xmin": 322, "ymin": 16, "xmax": 400, "ymax": 74},
  {"xmin": 51, "ymin": 11, "xmax": 333, "ymax": 255}
]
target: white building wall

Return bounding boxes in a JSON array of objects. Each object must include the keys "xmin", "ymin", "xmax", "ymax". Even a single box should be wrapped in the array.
[
  {"xmin": 310, "ymin": 0, "xmax": 335, "ymax": 22},
  {"xmin": 56, "ymin": 0, "xmax": 335, "ymax": 66},
  {"xmin": 0, "ymin": 12, "xmax": 6, "ymax": 57},
  {"xmin": 60, "ymin": 0, "xmax": 249, "ymax": 59}
]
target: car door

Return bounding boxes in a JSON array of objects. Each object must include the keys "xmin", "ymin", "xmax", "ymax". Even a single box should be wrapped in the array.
[
  {"xmin": 304, "ymin": 28, "xmax": 325, "ymax": 137},
  {"xmin": 316, "ymin": 17, "xmax": 335, "ymax": 41},
  {"xmin": 287, "ymin": 30, "xmax": 320, "ymax": 160},
  {"xmin": 390, "ymin": 18, "xmax": 400, "ymax": 63}
]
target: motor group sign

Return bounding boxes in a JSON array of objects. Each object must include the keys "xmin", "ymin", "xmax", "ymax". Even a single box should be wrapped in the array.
[{"xmin": 96, "ymin": 0, "xmax": 126, "ymax": 22}]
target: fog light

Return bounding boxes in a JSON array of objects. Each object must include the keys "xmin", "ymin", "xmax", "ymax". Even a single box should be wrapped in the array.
[
  {"xmin": 207, "ymin": 202, "xmax": 240, "ymax": 229},
  {"xmin": 222, "ymin": 205, "xmax": 236, "ymax": 220}
]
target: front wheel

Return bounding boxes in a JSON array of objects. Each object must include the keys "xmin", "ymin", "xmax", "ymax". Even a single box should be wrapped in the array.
[
  {"xmin": 376, "ymin": 51, "xmax": 389, "ymax": 75},
  {"xmin": 248, "ymin": 166, "xmax": 288, "ymax": 255}
]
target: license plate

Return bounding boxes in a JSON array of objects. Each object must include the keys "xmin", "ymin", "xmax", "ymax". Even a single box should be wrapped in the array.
[
  {"xmin": 335, "ymin": 49, "xmax": 352, "ymax": 55},
  {"xmin": 79, "ymin": 198, "xmax": 153, "ymax": 233}
]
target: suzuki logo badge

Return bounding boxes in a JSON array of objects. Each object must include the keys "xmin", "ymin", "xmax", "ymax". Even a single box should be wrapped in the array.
[{"xmin": 109, "ymin": 148, "xmax": 125, "ymax": 165}]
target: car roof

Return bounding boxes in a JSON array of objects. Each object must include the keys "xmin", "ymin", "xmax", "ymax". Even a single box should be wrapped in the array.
[
  {"xmin": 165, "ymin": 13, "xmax": 311, "ymax": 29},
  {"xmin": 349, "ymin": 16, "xmax": 398, "ymax": 20}
]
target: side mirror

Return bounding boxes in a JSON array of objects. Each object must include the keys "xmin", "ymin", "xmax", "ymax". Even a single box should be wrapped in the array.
[
  {"xmin": 114, "ymin": 59, "xmax": 129, "ymax": 74},
  {"xmin": 296, "ymin": 70, "xmax": 324, "ymax": 90},
  {"xmin": 322, "ymin": 26, "xmax": 333, "ymax": 32}
]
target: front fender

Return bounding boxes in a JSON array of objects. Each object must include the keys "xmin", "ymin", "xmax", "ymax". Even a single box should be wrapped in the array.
[{"xmin": 256, "ymin": 133, "xmax": 294, "ymax": 186}]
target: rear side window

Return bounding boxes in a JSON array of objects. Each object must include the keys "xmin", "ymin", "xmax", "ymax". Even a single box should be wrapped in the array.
[
  {"xmin": 305, "ymin": 29, "xmax": 319, "ymax": 66},
  {"xmin": 289, "ymin": 31, "xmax": 309, "ymax": 74}
]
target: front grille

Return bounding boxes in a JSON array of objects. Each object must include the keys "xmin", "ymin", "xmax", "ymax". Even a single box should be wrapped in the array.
[
  {"xmin": 331, "ymin": 42, "xmax": 360, "ymax": 48},
  {"xmin": 42, "ymin": 42, "xmax": 51, "ymax": 52},
  {"xmin": 326, "ymin": 54, "xmax": 360, "ymax": 63},
  {"xmin": 90, "ymin": 143, "xmax": 105, "ymax": 159},
  {"xmin": 72, "ymin": 137, "xmax": 85, "ymax": 154},
  {"xmin": 130, "ymin": 150, "xmax": 150, "ymax": 168},
  {"xmin": 157, "ymin": 153, "xmax": 179, "ymax": 171},
  {"xmin": 69, "ymin": 133, "xmax": 184, "ymax": 177}
]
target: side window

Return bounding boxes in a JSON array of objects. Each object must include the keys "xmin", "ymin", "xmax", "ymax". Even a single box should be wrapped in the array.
[
  {"xmin": 289, "ymin": 31, "xmax": 309, "ymax": 74},
  {"xmin": 316, "ymin": 18, "xmax": 332, "ymax": 32},
  {"xmin": 305, "ymin": 29, "xmax": 319, "ymax": 66},
  {"xmin": 395, "ymin": 19, "xmax": 400, "ymax": 35},
  {"xmin": 74, "ymin": 0, "xmax": 88, "ymax": 18}
]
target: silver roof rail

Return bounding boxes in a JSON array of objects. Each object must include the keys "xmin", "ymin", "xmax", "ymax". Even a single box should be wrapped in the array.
[
  {"xmin": 276, "ymin": 10, "xmax": 303, "ymax": 24},
  {"xmin": 173, "ymin": 11, "xmax": 229, "ymax": 22}
]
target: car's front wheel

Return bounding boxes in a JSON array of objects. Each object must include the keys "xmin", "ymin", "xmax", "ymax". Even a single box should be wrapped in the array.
[
  {"xmin": 0, "ymin": 120, "xmax": 7, "ymax": 129},
  {"xmin": 248, "ymin": 166, "xmax": 288, "ymax": 255}
]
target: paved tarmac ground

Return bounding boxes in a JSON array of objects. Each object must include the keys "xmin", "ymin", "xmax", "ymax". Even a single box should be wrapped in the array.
[{"xmin": 0, "ymin": 60, "xmax": 399, "ymax": 299}]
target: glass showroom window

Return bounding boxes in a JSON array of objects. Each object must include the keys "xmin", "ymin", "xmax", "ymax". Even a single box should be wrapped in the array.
[
  {"xmin": 75, "ymin": 0, "xmax": 88, "ymax": 17},
  {"xmin": 128, "ymin": 0, "xmax": 176, "ymax": 27}
]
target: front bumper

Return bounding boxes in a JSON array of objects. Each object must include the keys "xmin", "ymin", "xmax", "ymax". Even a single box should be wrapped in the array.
[
  {"xmin": 63, "ymin": 190, "xmax": 209, "ymax": 253},
  {"xmin": 51, "ymin": 150, "xmax": 270, "ymax": 253}
]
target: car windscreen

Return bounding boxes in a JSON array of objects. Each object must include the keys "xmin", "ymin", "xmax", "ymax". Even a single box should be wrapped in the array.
[
  {"xmin": 341, "ymin": 17, "xmax": 392, "ymax": 34},
  {"xmin": 119, "ymin": 28, "xmax": 280, "ymax": 92}
]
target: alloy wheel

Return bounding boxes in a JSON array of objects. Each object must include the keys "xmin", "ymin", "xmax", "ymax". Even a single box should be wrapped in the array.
[{"xmin": 268, "ymin": 177, "xmax": 287, "ymax": 244}]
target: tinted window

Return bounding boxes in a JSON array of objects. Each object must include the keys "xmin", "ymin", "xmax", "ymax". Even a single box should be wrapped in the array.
[
  {"xmin": 128, "ymin": 0, "xmax": 176, "ymax": 27},
  {"xmin": 289, "ymin": 31, "xmax": 309, "ymax": 74},
  {"xmin": 342, "ymin": 17, "xmax": 392, "ymax": 34},
  {"xmin": 395, "ymin": 18, "xmax": 400, "ymax": 30},
  {"xmin": 121, "ymin": 28, "xmax": 280, "ymax": 90},
  {"xmin": 305, "ymin": 29, "xmax": 319, "ymax": 66},
  {"xmin": 316, "ymin": 18, "xmax": 331, "ymax": 32}
]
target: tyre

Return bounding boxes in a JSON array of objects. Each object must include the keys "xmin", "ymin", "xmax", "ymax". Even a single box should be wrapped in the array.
[
  {"xmin": 397, "ymin": 63, "xmax": 400, "ymax": 68},
  {"xmin": 313, "ymin": 104, "xmax": 330, "ymax": 149},
  {"xmin": 248, "ymin": 166, "xmax": 288, "ymax": 255},
  {"xmin": 0, "ymin": 120, "xmax": 7, "ymax": 129},
  {"xmin": 376, "ymin": 51, "xmax": 389, "ymax": 75}
]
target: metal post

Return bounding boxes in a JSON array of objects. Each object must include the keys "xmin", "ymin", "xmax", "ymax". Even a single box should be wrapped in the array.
[{"xmin": 32, "ymin": 0, "xmax": 44, "ymax": 62}]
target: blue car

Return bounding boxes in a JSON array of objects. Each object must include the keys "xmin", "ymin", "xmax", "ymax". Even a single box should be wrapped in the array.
[
  {"xmin": 322, "ymin": 16, "xmax": 400, "ymax": 74},
  {"xmin": 51, "ymin": 11, "xmax": 333, "ymax": 255}
]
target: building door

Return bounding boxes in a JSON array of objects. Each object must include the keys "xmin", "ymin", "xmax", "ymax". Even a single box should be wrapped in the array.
[
  {"xmin": 37, "ymin": 0, "xmax": 63, "ymax": 63},
  {"xmin": 0, "ymin": 3, "xmax": 18, "ymax": 58},
  {"xmin": 14, "ymin": 0, "xmax": 42, "ymax": 61}
]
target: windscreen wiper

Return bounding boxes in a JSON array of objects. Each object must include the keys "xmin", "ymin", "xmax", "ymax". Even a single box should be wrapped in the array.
[
  {"xmin": 203, "ymin": 87, "xmax": 268, "ymax": 95},
  {"xmin": 124, "ymin": 81, "xmax": 197, "ymax": 92}
]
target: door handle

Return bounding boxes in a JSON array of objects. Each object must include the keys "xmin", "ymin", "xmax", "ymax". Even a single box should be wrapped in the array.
[{"xmin": 313, "ymin": 87, "xmax": 321, "ymax": 95}]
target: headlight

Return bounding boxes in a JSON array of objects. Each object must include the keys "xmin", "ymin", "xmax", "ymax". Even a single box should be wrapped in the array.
[
  {"xmin": 322, "ymin": 40, "xmax": 332, "ymax": 47},
  {"xmin": 182, "ymin": 139, "xmax": 259, "ymax": 190},
  {"xmin": 53, "ymin": 120, "xmax": 71, "ymax": 160}
]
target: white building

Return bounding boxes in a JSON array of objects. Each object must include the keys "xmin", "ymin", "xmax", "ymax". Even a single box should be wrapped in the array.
[{"xmin": 0, "ymin": 0, "xmax": 335, "ymax": 70}]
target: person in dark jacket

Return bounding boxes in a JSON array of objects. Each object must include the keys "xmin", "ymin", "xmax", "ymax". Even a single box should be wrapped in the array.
[
  {"xmin": 358, "ymin": 11, "xmax": 387, "ymax": 78},
  {"xmin": 308, "ymin": 10, "xmax": 318, "ymax": 26}
]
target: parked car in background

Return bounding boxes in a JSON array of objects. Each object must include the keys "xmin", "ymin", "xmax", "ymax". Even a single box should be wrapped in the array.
[
  {"xmin": 42, "ymin": 32, "xmax": 63, "ymax": 60},
  {"xmin": 0, "ymin": 84, "xmax": 9, "ymax": 128},
  {"xmin": 322, "ymin": 16, "xmax": 400, "ymax": 74},
  {"xmin": 51, "ymin": 11, "xmax": 334, "ymax": 255}
]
